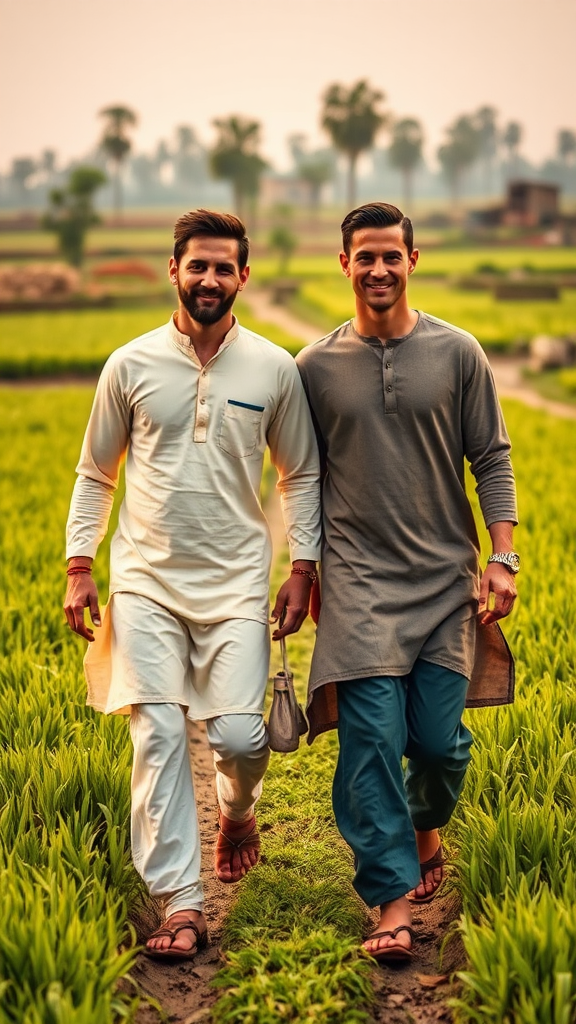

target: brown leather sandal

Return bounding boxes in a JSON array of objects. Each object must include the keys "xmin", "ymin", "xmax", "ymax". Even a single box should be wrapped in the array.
[
  {"xmin": 363, "ymin": 924, "xmax": 417, "ymax": 964},
  {"xmin": 215, "ymin": 814, "xmax": 260, "ymax": 883},
  {"xmin": 144, "ymin": 917, "xmax": 208, "ymax": 962},
  {"xmin": 407, "ymin": 843, "xmax": 446, "ymax": 904}
]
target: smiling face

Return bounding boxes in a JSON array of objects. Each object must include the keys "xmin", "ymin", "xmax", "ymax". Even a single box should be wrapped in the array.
[
  {"xmin": 339, "ymin": 224, "xmax": 418, "ymax": 315},
  {"xmin": 169, "ymin": 235, "xmax": 250, "ymax": 326}
]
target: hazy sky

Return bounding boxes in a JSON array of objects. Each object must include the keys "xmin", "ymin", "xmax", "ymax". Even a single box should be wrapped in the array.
[{"xmin": 1, "ymin": 0, "xmax": 574, "ymax": 174}]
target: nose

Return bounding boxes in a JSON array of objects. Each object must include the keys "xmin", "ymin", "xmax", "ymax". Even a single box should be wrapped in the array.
[
  {"xmin": 201, "ymin": 266, "xmax": 219, "ymax": 289},
  {"xmin": 370, "ymin": 258, "xmax": 389, "ymax": 278}
]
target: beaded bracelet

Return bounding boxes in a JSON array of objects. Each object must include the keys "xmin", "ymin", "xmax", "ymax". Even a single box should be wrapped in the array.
[{"xmin": 290, "ymin": 566, "xmax": 318, "ymax": 584}]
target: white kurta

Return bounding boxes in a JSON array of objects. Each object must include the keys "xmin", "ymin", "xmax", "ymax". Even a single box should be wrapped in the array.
[{"xmin": 66, "ymin": 315, "xmax": 321, "ymax": 712}]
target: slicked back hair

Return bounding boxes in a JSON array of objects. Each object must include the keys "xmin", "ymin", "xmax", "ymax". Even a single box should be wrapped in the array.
[
  {"xmin": 341, "ymin": 202, "xmax": 414, "ymax": 257},
  {"xmin": 173, "ymin": 209, "xmax": 250, "ymax": 269}
]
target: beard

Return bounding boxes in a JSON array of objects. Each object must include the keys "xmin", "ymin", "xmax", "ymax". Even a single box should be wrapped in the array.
[{"xmin": 177, "ymin": 280, "xmax": 238, "ymax": 325}]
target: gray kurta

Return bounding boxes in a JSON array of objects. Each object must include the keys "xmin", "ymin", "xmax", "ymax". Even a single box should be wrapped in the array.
[{"xmin": 296, "ymin": 313, "xmax": 518, "ymax": 735}]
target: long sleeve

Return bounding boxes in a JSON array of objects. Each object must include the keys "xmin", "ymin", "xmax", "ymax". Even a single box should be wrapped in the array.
[
  {"xmin": 65, "ymin": 356, "xmax": 130, "ymax": 558},
  {"xmin": 266, "ymin": 362, "xmax": 322, "ymax": 562},
  {"xmin": 462, "ymin": 351, "xmax": 518, "ymax": 528}
]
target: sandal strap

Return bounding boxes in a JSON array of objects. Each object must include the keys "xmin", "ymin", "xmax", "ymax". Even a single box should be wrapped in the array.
[
  {"xmin": 367, "ymin": 925, "xmax": 417, "ymax": 942},
  {"xmin": 149, "ymin": 919, "xmax": 203, "ymax": 943},
  {"xmin": 218, "ymin": 818, "xmax": 259, "ymax": 850},
  {"xmin": 419, "ymin": 843, "xmax": 445, "ymax": 878}
]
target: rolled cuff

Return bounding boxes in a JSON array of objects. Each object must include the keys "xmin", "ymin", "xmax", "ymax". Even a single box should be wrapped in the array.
[{"xmin": 288, "ymin": 543, "xmax": 321, "ymax": 563}]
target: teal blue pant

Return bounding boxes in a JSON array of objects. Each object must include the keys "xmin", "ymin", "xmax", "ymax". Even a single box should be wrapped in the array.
[{"xmin": 333, "ymin": 659, "xmax": 473, "ymax": 908}]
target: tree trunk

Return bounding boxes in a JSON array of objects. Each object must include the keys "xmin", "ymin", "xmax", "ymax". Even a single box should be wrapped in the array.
[
  {"xmin": 450, "ymin": 169, "xmax": 462, "ymax": 221},
  {"xmin": 403, "ymin": 168, "xmax": 413, "ymax": 215},
  {"xmin": 113, "ymin": 162, "xmax": 123, "ymax": 224},
  {"xmin": 233, "ymin": 181, "xmax": 244, "ymax": 220},
  {"xmin": 347, "ymin": 153, "xmax": 358, "ymax": 208}
]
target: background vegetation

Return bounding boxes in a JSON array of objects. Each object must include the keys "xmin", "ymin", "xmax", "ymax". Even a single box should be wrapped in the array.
[{"xmin": 2, "ymin": 382, "xmax": 575, "ymax": 1022}]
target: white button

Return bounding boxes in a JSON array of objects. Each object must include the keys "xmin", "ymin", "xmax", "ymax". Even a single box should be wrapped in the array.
[{"xmin": 200, "ymin": 398, "xmax": 206, "ymax": 404}]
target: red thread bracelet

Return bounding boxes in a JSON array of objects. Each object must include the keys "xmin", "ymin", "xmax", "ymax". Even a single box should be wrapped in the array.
[
  {"xmin": 290, "ymin": 567, "xmax": 318, "ymax": 583},
  {"xmin": 67, "ymin": 566, "xmax": 92, "ymax": 576}
]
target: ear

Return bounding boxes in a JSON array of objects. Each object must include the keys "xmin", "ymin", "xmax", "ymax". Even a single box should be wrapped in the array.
[
  {"xmin": 339, "ymin": 251, "xmax": 351, "ymax": 277},
  {"xmin": 408, "ymin": 249, "xmax": 419, "ymax": 274},
  {"xmin": 168, "ymin": 256, "xmax": 178, "ymax": 283},
  {"xmin": 238, "ymin": 264, "xmax": 250, "ymax": 290}
]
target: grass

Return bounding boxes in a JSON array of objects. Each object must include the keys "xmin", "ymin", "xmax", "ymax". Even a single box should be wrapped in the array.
[
  {"xmin": 447, "ymin": 401, "xmax": 576, "ymax": 1023},
  {"xmin": 2, "ymin": 384, "xmax": 576, "ymax": 1022},
  {"xmin": 0, "ymin": 387, "xmax": 142, "ymax": 1023},
  {"xmin": 521, "ymin": 367, "xmax": 576, "ymax": 406},
  {"xmin": 289, "ymin": 276, "xmax": 576, "ymax": 352},
  {"xmin": 0, "ymin": 299, "xmax": 303, "ymax": 378},
  {"xmin": 251, "ymin": 247, "xmax": 576, "ymax": 284}
]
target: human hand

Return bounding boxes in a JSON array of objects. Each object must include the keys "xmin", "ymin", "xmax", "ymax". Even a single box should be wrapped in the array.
[
  {"xmin": 269, "ymin": 573, "xmax": 312, "ymax": 640},
  {"xmin": 64, "ymin": 572, "xmax": 101, "ymax": 641},
  {"xmin": 477, "ymin": 562, "xmax": 517, "ymax": 626}
]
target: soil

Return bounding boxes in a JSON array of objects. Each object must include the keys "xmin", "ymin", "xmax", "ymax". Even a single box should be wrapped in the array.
[{"xmin": 368, "ymin": 889, "xmax": 466, "ymax": 1024}]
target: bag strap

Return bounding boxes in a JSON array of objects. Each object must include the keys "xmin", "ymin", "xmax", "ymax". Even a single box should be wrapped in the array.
[{"xmin": 279, "ymin": 636, "xmax": 291, "ymax": 676}]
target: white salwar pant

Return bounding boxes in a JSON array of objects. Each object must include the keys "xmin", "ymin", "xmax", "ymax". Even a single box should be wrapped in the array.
[
  {"xmin": 130, "ymin": 704, "xmax": 270, "ymax": 916},
  {"xmin": 109, "ymin": 595, "xmax": 272, "ymax": 918}
]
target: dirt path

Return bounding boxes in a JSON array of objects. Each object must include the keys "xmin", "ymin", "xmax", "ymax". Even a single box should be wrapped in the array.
[
  {"xmin": 368, "ymin": 888, "xmax": 465, "ymax": 1023},
  {"xmin": 488, "ymin": 354, "xmax": 576, "ymax": 419},
  {"xmin": 244, "ymin": 285, "xmax": 321, "ymax": 346}
]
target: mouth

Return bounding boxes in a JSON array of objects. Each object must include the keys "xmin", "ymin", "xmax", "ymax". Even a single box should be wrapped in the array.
[{"xmin": 366, "ymin": 282, "xmax": 392, "ymax": 293}]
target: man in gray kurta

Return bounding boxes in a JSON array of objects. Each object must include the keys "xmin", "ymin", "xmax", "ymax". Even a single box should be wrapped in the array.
[{"xmin": 296, "ymin": 202, "xmax": 518, "ymax": 963}]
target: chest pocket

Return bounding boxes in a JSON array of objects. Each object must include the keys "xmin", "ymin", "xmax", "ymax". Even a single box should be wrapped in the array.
[{"xmin": 218, "ymin": 399, "xmax": 265, "ymax": 458}]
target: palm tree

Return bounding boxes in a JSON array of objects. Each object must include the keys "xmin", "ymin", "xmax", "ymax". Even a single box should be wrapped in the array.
[
  {"xmin": 557, "ymin": 129, "xmax": 576, "ymax": 166},
  {"xmin": 321, "ymin": 80, "xmax": 387, "ymax": 206},
  {"xmin": 388, "ymin": 118, "xmax": 424, "ymax": 212},
  {"xmin": 474, "ymin": 106, "xmax": 498, "ymax": 195},
  {"xmin": 99, "ymin": 105, "xmax": 137, "ymax": 221},
  {"xmin": 288, "ymin": 134, "xmax": 334, "ymax": 212},
  {"xmin": 437, "ymin": 115, "xmax": 481, "ymax": 212},
  {"xmin": 502, "ymin": 121, "xmax": 523, "ymax": 176},
  {"xmin": 174, "ymin": 125, "xmax": 204, "ymax": 191},
  {"xmin": 10, "ymin": 157, "xmax": 36, "ymax": 206},
  {"xmin": 210, "ymin": 116, "xmax": 267, "ymax": 219}
]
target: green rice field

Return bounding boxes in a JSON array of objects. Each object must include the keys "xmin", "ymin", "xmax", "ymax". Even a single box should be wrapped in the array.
[
  {"xmin": 290, "ymin": 276, "xmax": 576, "ymax": 350},
  {"xmin": 0, "ymin": 300, "xmax": 302, "ymax": 378},
  {"xmin": 1, "ymin": 380, "xmax": 575, "ymax": 1022},
  {"xmin": 252, "ymin": 246, "xmax": 576, "ymax": 282}
]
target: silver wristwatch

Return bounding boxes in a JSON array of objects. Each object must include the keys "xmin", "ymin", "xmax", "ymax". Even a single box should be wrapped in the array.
[{"xmin": 487, "ymin": 552, "xmax": 520, "ymax": 575}]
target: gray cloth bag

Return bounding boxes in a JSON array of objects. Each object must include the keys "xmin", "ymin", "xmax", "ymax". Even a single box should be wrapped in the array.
[{"xmin": 267, "ymin": 637, "xmax": 308, "ymax": 752}]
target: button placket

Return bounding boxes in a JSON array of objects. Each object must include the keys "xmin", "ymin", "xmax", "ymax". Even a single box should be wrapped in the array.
[
  {"xmin": 193, "ymin": 366, "xmax": 210, "ymax": 443},
  {"xmin": 382, "ymin": 346, "xmax": 397, "ymax": 414},
  {"xmin": 192, "ymin": 346, "xmax": 227, "ymax": 443}
]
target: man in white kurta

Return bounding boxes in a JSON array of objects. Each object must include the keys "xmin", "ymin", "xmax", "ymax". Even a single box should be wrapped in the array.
[{"xmin": 64, "ymin": 211, "xmax": 321, "ymax": 961}]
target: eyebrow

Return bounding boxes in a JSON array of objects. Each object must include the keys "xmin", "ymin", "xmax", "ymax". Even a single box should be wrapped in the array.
[
  {"xmin": 354, "ymin": 249, "xmax": 403, "ymax": 260},
  {"xmin": 185, "ymin": 259, "xmax": 236, "ymax": 272}
]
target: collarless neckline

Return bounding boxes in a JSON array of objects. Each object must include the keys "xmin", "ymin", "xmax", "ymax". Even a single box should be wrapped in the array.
[{"xmin": 350, "ymin": 310, "xmax": 421, "ymax": 347}]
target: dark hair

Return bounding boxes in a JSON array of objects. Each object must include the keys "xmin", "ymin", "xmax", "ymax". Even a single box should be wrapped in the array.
[
  {"xmin": 341, "ymin": 202, "xmax": 413, "ymax": 256},
  {"xmin": 173, "ymin": 209, "xmax": 250, "ymax": 269}
]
